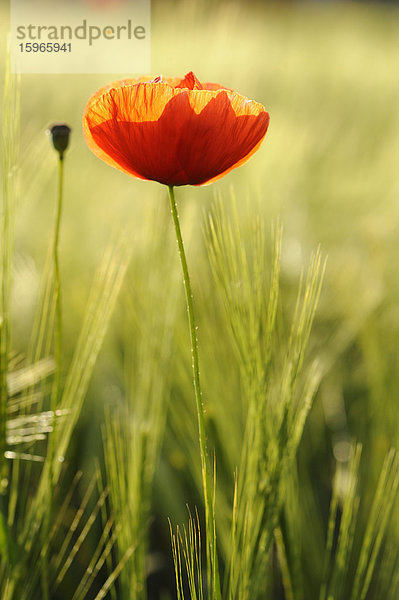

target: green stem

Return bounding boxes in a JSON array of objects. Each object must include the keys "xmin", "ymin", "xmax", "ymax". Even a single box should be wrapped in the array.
[
  {"xmin": 168, "ymin": 185, "xmax": 221, "ymax": 599},
  {"xmin": 53, "ymin": 154, "xmax": 64, "ymax": 397},
  {"xmin": 42, "ymin": 153, "xmax": 64, "ymax": 600}
]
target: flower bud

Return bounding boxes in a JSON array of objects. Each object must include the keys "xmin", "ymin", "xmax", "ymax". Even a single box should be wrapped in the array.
[{"xmin": 49, "ymin": 124, "xmax": 71, "ymax": 158}]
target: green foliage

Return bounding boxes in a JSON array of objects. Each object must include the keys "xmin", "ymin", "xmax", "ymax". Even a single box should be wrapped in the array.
[
  {"xmin": 171, "ymin": 198, "xmax": 325, "ymax": 600},
  {"xmin": 103, "ymin": 208, "xmax": 181, "ymax": 600},
  {"xmin": 1, "ymin": 0, "xmax": 399, "ymax": 598},
  {"xmin": 0, "ymin": 52, "xmax": 132, "ymax": 598}
]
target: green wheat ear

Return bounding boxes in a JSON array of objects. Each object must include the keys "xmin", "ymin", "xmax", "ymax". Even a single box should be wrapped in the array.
[
  {"xmin": 169, "ymin": 191, "xmax": 325, "ymax": 600},
  {"xmin": 0, "ymin": 48, "xmax": 133, "ymax": 596},
  {"xmin": 319, "ymin": 445, "xmax": 399, "ymax": 600}
]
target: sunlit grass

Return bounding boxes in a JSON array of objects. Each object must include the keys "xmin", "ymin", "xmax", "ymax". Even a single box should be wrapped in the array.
[{"xmin": 1, "ymin": 0, "xmax": 399, "ymax": 598}]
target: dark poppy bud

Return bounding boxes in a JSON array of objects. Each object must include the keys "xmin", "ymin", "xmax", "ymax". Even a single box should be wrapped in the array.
[{"xmin": 49, "ymin": 124, "xmax": 71, "ymax": 158}]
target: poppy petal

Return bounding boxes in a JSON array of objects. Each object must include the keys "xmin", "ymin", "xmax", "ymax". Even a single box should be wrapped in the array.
[
  {"xmin": 175, "ymin": 71, "xmax": 204, "ymax": 90},
  {"xmin": 83, "ymin": 73, "xmax": 270, "ymax": 186}
]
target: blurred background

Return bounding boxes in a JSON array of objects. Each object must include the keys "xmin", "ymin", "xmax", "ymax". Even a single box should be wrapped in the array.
[{"xmin": 1, "ymin": 0, "xmax": 399, "ymax": 597}]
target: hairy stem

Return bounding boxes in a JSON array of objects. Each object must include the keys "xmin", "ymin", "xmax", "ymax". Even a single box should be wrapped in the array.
[
  {"xmin": 168, "ymin": 185, "xmax": 221, "ymax": 599},
  {"xmin": 42, "ymin": 153, "xmax": 64, "ymax": 600}
]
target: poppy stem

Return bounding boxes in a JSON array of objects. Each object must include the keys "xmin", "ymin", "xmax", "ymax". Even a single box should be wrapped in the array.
[
  {"xmin": 53, "ymin": 153, "xmax": 64, "ymax": 394},
  {"xmin": 42, "ymin": 153, "xmax": 64, "ymax": 600},
  {"xmin": 168, "ymin": 185, "xmax": 221, "ymax": 598}
]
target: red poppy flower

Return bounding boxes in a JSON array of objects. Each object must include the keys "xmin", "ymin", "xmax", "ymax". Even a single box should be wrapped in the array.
[{"xmin": 83, "ymin": 71, "xmax": 270, "ymax": 186}]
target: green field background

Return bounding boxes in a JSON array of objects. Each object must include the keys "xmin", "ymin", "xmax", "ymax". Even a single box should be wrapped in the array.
[{"xmin": 1, "ymin": 0, "xmax": 399, "ymax": 598}]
